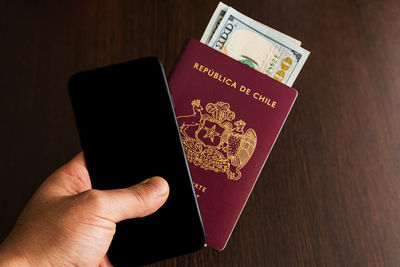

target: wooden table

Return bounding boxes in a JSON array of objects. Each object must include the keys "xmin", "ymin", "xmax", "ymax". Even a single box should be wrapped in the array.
[{"xmin": 1, "ymin": 0, "xmax": 399, "ymax": 266}]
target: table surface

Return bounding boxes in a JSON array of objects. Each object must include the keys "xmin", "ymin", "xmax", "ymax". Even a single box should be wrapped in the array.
[{"xmin": 1, "ymin": 0, "xmax": 399, "ymax": 266}]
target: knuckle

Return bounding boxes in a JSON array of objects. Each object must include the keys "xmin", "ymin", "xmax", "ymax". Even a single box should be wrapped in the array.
[
  {"xmin": 83, "ymin": 189, "xmax": 105, "ymax": 210},
  {"xmin": 61, "ymin": 160, "xmax": 89, "ymax": 180},
  {"xmin": 127, "ymin": 185, "xmax": 152, "ymax": 212}
]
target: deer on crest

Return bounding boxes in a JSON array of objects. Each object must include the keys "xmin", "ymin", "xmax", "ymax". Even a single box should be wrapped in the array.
[{"xmin": 177, "ymin": 99, "xmax": 204, "ymax": 139}]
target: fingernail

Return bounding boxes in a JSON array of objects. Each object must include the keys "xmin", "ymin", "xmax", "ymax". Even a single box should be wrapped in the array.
[
  {"xmin": 140, "ymin": 178, "xmax": 151, "ymax": 184},
  {"xmin": 147, "ymin": 177, "xmax": 169, "ymax": 197}
]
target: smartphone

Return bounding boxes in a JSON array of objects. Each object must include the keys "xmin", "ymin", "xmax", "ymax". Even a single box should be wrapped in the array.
[{"xmin": 68, "ymin": 57, "xmax": 205, "ymax": 266}]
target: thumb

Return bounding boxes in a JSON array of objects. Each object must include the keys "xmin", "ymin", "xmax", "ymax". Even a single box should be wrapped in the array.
[{"xmin": 90, "ymin": 176, "xmax": 169, "ymax": 223}]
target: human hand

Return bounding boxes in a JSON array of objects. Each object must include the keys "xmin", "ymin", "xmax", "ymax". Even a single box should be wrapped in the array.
[{"xmin": 0, "ymin": 152, "xmax": 169, "ymax": 266}]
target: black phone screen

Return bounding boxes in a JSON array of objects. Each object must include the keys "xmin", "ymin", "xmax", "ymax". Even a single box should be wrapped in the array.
[{"xmin": 68, "ymin": 57, "xmax": 205, "ymax": 266}]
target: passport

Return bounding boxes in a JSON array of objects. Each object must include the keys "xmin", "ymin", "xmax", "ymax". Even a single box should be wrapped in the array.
[{"xmin": 168, "ymin": 38, "xmax": 298, "ymax": 250}]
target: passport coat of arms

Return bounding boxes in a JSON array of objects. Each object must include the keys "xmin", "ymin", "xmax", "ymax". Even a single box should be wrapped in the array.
[{"xmin": 177, "ymin": 99, "xmax": 257, "ymax": 180}]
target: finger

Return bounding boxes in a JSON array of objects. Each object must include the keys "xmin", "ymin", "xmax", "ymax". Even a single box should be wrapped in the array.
[{"xmin": 83, "ymin": 177, "xmax": 169, "ymax": 222}]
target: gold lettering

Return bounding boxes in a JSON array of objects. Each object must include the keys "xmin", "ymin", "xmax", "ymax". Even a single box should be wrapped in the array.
[
  {"xmin": 192, "ymin": 182, "xmax": 207, "ymax": 193},
  {"xmin": 240, "ymin": 85, "xmax": 251, "ymax": 95},
  {"xmin": 253, "ymin": 92, "xmax": 260, "ymax": 100},
  {"xmin": 194, "ymin": 62, "xmax": 278, "ymax": 109},
  {"xmin": 252, "ymin": 92, "xmax": 277, "ymax": 108}
]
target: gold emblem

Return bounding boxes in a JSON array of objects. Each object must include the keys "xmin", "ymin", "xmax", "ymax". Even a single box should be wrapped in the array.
[
  {"xmin": 177, "ymin": 99, "xmax": 257, "ymax": 180},
  {"xmin": 203, "ymin": 124, "xmax": 220, "ymax": 142}
]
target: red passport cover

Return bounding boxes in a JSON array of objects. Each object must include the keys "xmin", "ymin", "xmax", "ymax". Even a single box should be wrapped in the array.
[{"xmin": 168, "ymin": 38, "xmax": 298, "ymax": 250}]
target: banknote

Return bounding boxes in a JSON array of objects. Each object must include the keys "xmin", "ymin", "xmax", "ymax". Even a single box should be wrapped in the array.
[
  {"xmin": 200, "ymin": 2, "xmax": 229, "ymax": 44},
  {"xmin": 206, "ymin": 6, "xmax": 309, "ymax": 87},
  {"xmin": 201, "ymin": 3, "xmax": 302, "ymax": 47}
]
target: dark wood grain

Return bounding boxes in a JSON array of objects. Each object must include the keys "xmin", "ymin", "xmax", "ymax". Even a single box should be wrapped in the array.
[{"xmin": 1, "ymin": 0, "xmax": 399, "ymax": 266}]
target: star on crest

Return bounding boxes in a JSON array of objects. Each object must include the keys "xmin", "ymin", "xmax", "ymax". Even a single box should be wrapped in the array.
[{"xmin": 203, "ymin": 124, "xmax": 220, "ymax": 142}]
